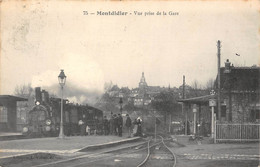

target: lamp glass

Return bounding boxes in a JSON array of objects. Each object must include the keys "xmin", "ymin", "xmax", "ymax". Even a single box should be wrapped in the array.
[{"xmin": 58, "ymin": 70, "xmax": 66, "ymax": 86}]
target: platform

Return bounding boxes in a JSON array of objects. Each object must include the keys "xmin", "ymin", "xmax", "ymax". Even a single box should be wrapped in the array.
[
  {"xmin": 0, "ymin": 132, "xmax": 25, "ymax": 141},
  {"xmin": 0, "ymin": 135, "xmax": 141, "ymax": 160}
]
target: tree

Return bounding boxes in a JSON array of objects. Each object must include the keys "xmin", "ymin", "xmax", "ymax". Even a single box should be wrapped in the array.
[
  {"xmin": 94, "ymin": 92, "xmax": 123, "ymax": 114},
  {"xmin": 14, "ymin": 83, "xmax": 35, "ymax": 124},
  {"xmin": 14, "ymin": 83, "xmax": 33, "ymax": 98},
  {"xmin": 205, "ymin": 78, "xmax": 215, "ymax": 90},
  {"xmin": 151, "ymin": 91, "xmax": 181, "ymax": 128},
  {"xmin": 191, "ymin": 80, "xmax": 199, "ymax": 90},
  {"xmin": 123, "ymin": 102, "xmax": 137, "ymax": 115}
]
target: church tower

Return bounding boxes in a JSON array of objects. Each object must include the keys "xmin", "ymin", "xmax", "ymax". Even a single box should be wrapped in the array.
[{"xmin": 139, "ymin": 72, "xmax": 148, "ymax": 96}]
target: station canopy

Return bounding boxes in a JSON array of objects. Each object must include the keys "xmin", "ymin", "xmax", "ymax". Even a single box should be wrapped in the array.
[
  {"xmin": 177, "ymin": 94, "xmax": 216, "ymax": 105},
  {"xmin": 0, "ymin": 95, "xmax": 27, "ymax": 102}
]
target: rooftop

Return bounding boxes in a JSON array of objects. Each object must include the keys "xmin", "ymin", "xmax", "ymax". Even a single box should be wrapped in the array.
[
  {"xmin": 0, "ymin": 95, "xmax": 27, "ymax": 102},
  {"xmin": 178, "ymin": 94, "xmax": 216, "ymax": 105}
]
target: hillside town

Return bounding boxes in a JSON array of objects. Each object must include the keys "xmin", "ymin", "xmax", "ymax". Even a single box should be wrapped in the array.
[
  {"xmin": 0, "ymin": 1, "xmax": 259, "ymax": 167},
  {"xmin": 1, "ymin": 58, "xmax": 258, "ymax": 138}
]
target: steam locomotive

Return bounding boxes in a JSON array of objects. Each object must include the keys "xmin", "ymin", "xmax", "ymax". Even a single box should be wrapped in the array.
[{"xmin": 22, "ymin": 87, "xmax": 103, "ymax": 137}]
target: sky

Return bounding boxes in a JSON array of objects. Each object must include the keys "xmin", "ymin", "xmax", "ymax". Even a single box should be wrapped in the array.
[{"xmin": 1, "ymin": 0, "xmax": 259, "ymax": 104}]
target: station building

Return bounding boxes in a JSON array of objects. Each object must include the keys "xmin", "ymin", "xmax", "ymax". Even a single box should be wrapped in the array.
[
  {"xmin": 178, "ymin": 60, "xmax": 260, "ymax": 136},
  {"xmin": 0, "ymin": 95, "xmax": 27, "ymax": 132}
]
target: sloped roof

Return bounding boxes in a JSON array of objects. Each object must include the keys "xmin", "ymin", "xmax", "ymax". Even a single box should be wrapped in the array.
[
  {"xmin": 219, "ymin": 66, "xmax": 260, "ymax": 91},
  {"xmin": 0, "ymin": 95, "xmax": 27, "ymax": 102},
  {"xmin": 177, "ymin": 94, "xmax": 216, "ymax": 105}
]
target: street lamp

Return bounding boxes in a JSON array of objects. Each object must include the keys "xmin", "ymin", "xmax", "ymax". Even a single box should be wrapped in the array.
[
  {"xmin": 209, "ymin": 90, "xmax": 217, "ymax": 140},
  {"xmin": 192, "ymin": 104, "xmax": 197, "ymax": 135},
  {"xmin": 119, "ymin": 97, "xmax": 123, "ymax": 114},
  {"xmin": 58, "ymin": 69, "xmax": 66, "ymax": 139}
]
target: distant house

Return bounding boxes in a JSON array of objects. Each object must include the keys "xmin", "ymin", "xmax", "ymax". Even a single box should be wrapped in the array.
[
  {"xmin": 132, "ymin": 72, "xmax": 178, "ymax": 107},
  {"xmin": 147, "ymin": 86, "xmax": 161, "ymax": 100},
  {"xmin": 134, "ymin": 94, "xmax": 152, "ymax": 106},
  {"xmin": 219, "ymin": 59, "xmax": 260, "ymax": 123},
  {"xmin": 129, "ymin": 88, "xmax": 139, "ymax": 97},
  {"xmin": 119, "ymin": 87, "xmax": 130, "ymax": 98}
]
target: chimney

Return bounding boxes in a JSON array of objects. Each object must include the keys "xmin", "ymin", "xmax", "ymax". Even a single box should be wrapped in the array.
[
  {"xmin": 224, "ymin": 59, "xmax": 231, "ymax": 73},
  {"xmin": 45, "ymin": 91, "xmax": 49, "ymax": 103},
  {"xmin": 42, "ymin": 90, "xmax": 46, "ymax": 102},
  {"xmin": 41, "ymin": 90, "xmax": 49, "ymax": 103},
  {"xmin": 35, "ymin": 87, "xmax": 42, "ymax": 102}
]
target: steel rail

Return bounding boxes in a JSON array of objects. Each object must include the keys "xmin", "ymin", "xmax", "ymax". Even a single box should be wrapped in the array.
[
  {"xmin": 136, "ymin": 139, "xmax": 151, "ymax": 167},
  {"xmin": 137, "ymin": 135, "xmax": 177, "ymax": 167},
  {"xmin": 69, "ymin": 139, "xmax": 157, "ymax": 167},
  {"xmin": 159, "ymin": 135, "xmax": 177, "ymax": 167},
  {"xmin": 136, "ymin": 137, "xmax": 163, "ymax": 167},
  {"xmin": 61, "ymin": 139, "xmax": 155, "ymax": 167},
  {"xmin": 31, "ymin": 137, "xmax": 166, "ymax": 167},
  {"xmin": 69, "ymin": 140, "xmax": 152, "ymax": 167},
  {"xmin": 67, "ymin": 138, "xmax": 161, "ymax": 167}
]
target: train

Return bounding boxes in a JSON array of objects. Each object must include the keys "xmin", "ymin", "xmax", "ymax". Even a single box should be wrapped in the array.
[{"xmin": 22, "ymin": 87, "xmax": 103, "ymax": 137}]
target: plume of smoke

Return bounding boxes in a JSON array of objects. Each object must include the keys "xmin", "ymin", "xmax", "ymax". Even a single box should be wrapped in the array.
[
  {"xmin": 44, "ymin": 83, "xmax": 102, "ymax": 105},
  {"xmin": 31, "ymin": 53, "xmax": 105, "ymax": 105}
]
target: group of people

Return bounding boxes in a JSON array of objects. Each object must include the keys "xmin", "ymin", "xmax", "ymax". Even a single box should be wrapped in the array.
[
  {"xmin": 103, "ymin": 113, "xmax": 125, "ymax": 137},
  {"xmin": 78, "ymin": 113, "xmax": 142, "ymax": 137},
  {"xmin": 103, "ymin": 113, "xmax": 142, "ymax": 138}
]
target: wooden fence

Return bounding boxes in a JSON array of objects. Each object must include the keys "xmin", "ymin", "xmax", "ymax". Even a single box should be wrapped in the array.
[{"xmin": 216, "ymin": 123, "xmax": 260, "ymax": 142}]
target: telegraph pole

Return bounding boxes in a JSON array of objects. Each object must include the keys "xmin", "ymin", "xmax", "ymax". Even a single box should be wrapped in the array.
[
  {"xmin": 155, "ymin": 117, "xmax": 157, "ymax": 141},
  {"xmin": 183, "ymin": 75, "xmax": 187, "ymax": 135},
  {"xmin": 217, "ymin": 40, "xmax": 221, "ymax": 121}
]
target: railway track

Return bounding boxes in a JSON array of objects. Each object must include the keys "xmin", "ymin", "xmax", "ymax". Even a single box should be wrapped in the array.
[
  {"xmin": 137, "ymin": 135, "xmax": 177, "ymax": 167},
  {"xmin": 30, "ymin": 139, "xmax": 148, "ymax": 167},
  {"xmin": 29, "ymin": 136, "xmax": 177, "ymax": 167}
]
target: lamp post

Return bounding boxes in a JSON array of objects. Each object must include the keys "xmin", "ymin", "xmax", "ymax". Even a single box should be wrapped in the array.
[
  {"xmin": 209, "ymin": 90, "xmax": 216, "ymax": 139},
  {"xmin": 192, "ymin": 104, "xmax": 197, "ymax": 135},
  {"xmin": 217, "ymin": 40, "xmax": 221, "ymax": 121},
  {"xmin": 119, "ymin": 97, "xmax": 123, "ymax": 114},
  {"xmin": 58, "ymin": 69, "xmax": 66, "ymax": 139}
]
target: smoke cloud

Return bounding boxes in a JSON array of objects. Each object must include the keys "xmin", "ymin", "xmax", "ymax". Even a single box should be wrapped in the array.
[{"xmin": 31, "ymin": 53, "xmax": 105, "ymax": 105}]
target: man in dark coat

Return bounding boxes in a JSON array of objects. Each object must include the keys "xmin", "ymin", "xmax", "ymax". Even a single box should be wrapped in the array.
[
  {"xmin": 125, "ymin": 114, "xmax": 132, "ymax": 138},
  {"xmin": 78, "ymin": 119, "xmax": 85, "ymax": 136},
  {"xmin": 103, "ymin": 116, "xmax": 109, "ymax": 135},
  {"xmin": 109, "ymin": 114, "xmax": 114, "ymax": 135},
  {"xmin": 118, "ymin": 113, "xmax": 123, "ymax": 137},
  {"xmin": 113, "ymin": 114, "xmax": 118, "ymax": 136}
]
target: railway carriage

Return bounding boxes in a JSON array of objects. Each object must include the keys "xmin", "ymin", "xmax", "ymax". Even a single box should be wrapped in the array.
[{"xmin": 22, "ymin": 88, "xmax": 103, "ymax": 137}]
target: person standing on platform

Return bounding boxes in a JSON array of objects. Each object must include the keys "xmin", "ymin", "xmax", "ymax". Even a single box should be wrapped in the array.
[
  {"xmin": 187, "ymin": 120, "xmax": 191, "ymax": 135},
  {"xmin": 103, "ymin": 116, "xmax": 109, "ymax": 135},
  {"xmin": 78, "ymin": 119, "xmax": 85, "ymax": 136},
  {"xmin": 125, "ymin": 114, "xmax": 132, "ymax": 138},
  {"xmin": 86, "ymin": 125, "xmax": 90, "ymax": 135},
  {"xmin": 109, "ymin": 113, "xmax": 114, "ymax": 135},
  {"xmin": 113, "ymin": 114, "xmax": 118, "ymax": 136},
  {"xmin": 118, "ymin": 113, "xmax": 123, "ymax": 137},
  {"xmin": 134, "ymin": 117, "xmax": 143, "ymax": 137}
]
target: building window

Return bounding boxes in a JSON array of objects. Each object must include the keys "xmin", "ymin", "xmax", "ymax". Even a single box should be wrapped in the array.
[
  {"xmin": 65, "ymin": 111, "xmax": 70, "ymax": 123},
  {"xmin": 0, "ymin": 106, "xmax": 8, "ymax": 122},
  {"xmin": 250, "ymin": 109, "xmax": 260, "ymax": 122},
  {"xmin": 70, "ymin": 109, "xmax": 78, "ymax": 124},
  {"xmin": 256, "ymin": 110, "xmax": 260, "ymax": 120},
  {"xmin": 251, "ymin": 94, "xmax": 257, "ymax": 102},
  {"xmin": 221, "ymin": 105, "xmax": 226, "ymax": 118}
]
